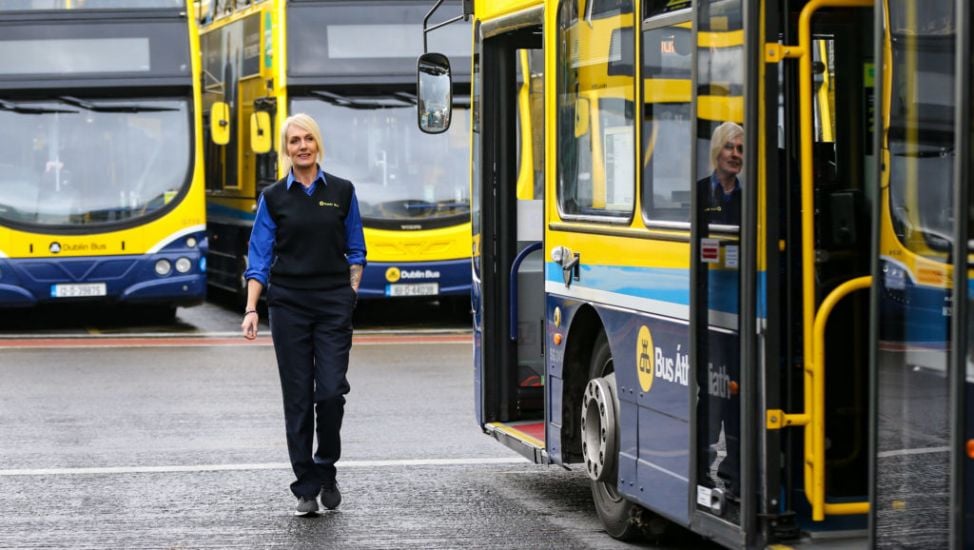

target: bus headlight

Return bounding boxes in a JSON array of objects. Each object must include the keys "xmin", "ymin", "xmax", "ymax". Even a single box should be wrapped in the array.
[
  {"xmin": 186, "ymin": 237, "xmax": 198, "ymax": 248},
  {"xmin": 175, "ymin": 257, "xmax": 192, "ymax": 273},
  {"xmin": 155, "ymin": 259, "xmax": 172, "ymax": 276}
]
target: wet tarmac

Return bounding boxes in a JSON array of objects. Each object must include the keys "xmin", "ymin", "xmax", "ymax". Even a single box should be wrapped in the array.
[{"xmin": 0, "ymin": 316, "xmax": 712, "ymax": 549}]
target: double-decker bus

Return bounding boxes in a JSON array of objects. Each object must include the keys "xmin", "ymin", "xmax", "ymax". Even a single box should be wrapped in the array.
[
  {"xmin": 418, "ymin": 0, "xmax": 974, "ymax": 547},
  {"xmin": 198, "ymin": 0, "xmax": 471, "ymax": 307},
  {"xmin": 0, "ymin": 0, "xmax": 207, "ymax": 318}
]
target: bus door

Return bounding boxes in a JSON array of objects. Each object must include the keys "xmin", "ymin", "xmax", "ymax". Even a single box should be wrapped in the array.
[
  {"xmin": 690, "ymin": 0, "xmax": 749, "ymax": 540},
  {"xmin": 471, "ymin": 10, "xmax": 546, "ymax": 461},
  {"xmin": 766, "ymin": 0, "xmax": 874, "ymax": 534},
  {"xmin": 870, "ymin": 0, "xmax": 970, "ymax": 546}
]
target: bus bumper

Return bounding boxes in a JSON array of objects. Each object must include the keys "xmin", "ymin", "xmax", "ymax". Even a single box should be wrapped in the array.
[
  {"xmin": 0, "ymin": 252, "xmax": 207, "ymax": 308},
  {"xmin": 358, "ymin": 258, "xmax": 471, "ymax": 300}
]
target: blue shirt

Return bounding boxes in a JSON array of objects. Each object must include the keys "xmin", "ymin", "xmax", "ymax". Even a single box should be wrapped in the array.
[
  {"xmin": 710, "ymin": 172, "xmax": 740, "ymax": 203},
  {"xmin": 244, "ymin": 166, "xmax": 367, "ymax": 287}
]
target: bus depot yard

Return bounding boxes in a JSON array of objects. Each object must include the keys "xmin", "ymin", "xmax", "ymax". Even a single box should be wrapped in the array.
[{"xmin": 1, "ymin": 0, "xmax": 973, "ymax": 549}]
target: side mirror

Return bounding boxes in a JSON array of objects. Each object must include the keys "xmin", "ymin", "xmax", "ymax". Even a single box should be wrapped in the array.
[
  {"xmin": 250, "ymin": 111, "xmax": 272, "ymax": 154},
  {"xmin": 210, "ymin": 101, "xmax": 230, "ymax": 145},
  {"xmin": 417, "ymin": 52, "xmax": 453, "ymax": 134}
]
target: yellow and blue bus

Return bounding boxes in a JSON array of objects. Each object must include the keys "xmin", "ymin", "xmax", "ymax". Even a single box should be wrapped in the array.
[
  {"xmin": 0, "ymin": 0, "xmax": 207, "ymax": 318},
  {"xmin": 419, "ymin": 0, "xmax": 974, "ymax": 546},
  {"xmin": 198, "ymin": 0, "xmax": 472, "ymax": 306}
]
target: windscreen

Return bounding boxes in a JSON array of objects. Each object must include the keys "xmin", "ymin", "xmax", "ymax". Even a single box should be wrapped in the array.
[
  {"xmin": 0, "ymin": 0, "xmax": 183, "ymax": 9},
  {"xmin": 292, "ymin": 96, "xmax": 469, "ymax": 228},
  {"xmin": 0, "ymin": 98, "xmax": 191, "ymax": 227}
]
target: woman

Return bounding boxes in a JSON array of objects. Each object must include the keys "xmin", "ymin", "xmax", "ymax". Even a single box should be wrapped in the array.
[
  {"xmin": 241, "ymin": 113, "xmax": 366, "ymax": 515},
  {"xmin": 698, "ymin": 121, "xmax": 744, "ymax": 226}
]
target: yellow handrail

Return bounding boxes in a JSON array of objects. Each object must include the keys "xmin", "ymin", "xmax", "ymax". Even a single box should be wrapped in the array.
[
  {"xmin": 763, "ymin": 0, "xmax": 874, "ymax": 523},
  {"xmin": 812, "ymin": 276, "xmax": 872, "ymax": 520}
]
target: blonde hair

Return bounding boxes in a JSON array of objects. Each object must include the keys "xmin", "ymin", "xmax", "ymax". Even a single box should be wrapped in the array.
[
  {"xmin": 278, "ymin": 113, "xmax": 324, "ymax": 174},
  {"xmin": 709, "ymin": 121, "xmax": 744, "ymax": 171}
]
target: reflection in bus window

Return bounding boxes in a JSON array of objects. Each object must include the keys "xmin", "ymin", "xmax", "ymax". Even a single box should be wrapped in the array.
[
  {"xmin": 587, "ymin": 0, "xmax": 633, "ymax": 20},
  {"xmin": 886, "ymin": 10, "xmax": 956, "ymax": 257},
  {"xmin": 515, "ymin": 48, "xmax": 545, "ymax": 200},
  {"xmin": 642, "ymin": 23, "xmax": 692, "ymax": 223},
  {"xmin": 557, "ymin": 0, "xmax": 635, "ymax": 220}
]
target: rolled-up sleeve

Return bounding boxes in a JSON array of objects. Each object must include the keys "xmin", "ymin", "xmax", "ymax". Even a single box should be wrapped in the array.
[
  {"xmin": 243, "ymin": 195, "xmax": 276, "ymax": 287},
  {"xmin": 344, "ymin": 187, "xmax": 367, "ymax": 266}
]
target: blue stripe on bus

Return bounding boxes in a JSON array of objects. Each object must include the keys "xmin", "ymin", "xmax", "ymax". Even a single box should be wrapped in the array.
[{"xmin": 545, "ymin": 262, "xmax": 742, "ymax": 314}]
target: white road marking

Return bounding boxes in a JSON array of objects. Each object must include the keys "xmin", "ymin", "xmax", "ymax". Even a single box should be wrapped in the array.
[{"xmin": 0, "ymin": 457, "xmax": 529, "ymax": 477}]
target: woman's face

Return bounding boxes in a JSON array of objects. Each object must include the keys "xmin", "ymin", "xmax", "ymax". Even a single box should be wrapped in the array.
[
  {"xmin": 716, "ymin": 135, "xmax": 743, "ymax": 178},
  {"xmin": 286, "ymin": 125, "xmax": 318, "ymax": 171}
]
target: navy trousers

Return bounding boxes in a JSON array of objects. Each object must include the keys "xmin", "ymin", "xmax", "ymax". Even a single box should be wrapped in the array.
[{"xmin": 267, "ymin": 283, "xmax": 356, "ymax": 499}]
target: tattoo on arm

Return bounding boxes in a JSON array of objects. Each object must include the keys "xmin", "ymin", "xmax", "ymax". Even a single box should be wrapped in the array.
[{"xmin": 350, "ymin": 264, "xmax": 363, "ymax": 289}]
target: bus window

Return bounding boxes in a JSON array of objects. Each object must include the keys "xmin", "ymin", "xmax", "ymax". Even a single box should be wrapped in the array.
[
  {"xmin": 643, "ymin": 0, "xmax": 690, "ymax": 18},
  {"xmin": 887, "ymin": 2, "xmax": 956, "ymax": 257},
  {"xmin": 642, "ymin": 22, "xmax": 692, "ymax": 224},
  {"xmin": 515, "ymin": 48, "xmax": 544, "ymax": 201},
  {"xmin": 0, "ymin": 0, "xmax": 183, "ymax": 9},
  {"xmin": 557, "ymin": 0, "xmax": 635, "ymax": 221},
  {"xmin": 587, "ymin": 0, "xmax": 633, "ymax": 21}
]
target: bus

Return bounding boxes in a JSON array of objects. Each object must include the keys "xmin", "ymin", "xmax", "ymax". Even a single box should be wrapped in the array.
[
  {"xmin": 0, "ymin": 0, "xmax": 207, "ymax": 319},
  {"xmin": 418, "ymin": 0, "xmax": 974, "ymax": 547},
  {"xmin": 197, "ymin": 0, "xmax": 472, "ymax": 308}
]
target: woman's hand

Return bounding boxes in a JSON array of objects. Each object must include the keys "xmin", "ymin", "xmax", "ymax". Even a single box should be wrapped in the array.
[{"xmin": 241, "ymin": 311, "xmax": 259, "ymax": 340}]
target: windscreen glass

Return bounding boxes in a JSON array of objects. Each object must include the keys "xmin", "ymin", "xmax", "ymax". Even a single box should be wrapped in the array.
[
  {"xmin": 292, "ymin": 96, "xmax": 470, "ymax": 227},
  {"xmin": 0, "ymin": 98, "xmax": 191, "ymax": 227}
]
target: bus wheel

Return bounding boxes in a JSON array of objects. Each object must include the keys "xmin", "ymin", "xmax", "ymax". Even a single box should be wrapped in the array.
[{"xmin": 582, "ymin": 332, "xmax": 642, "ymax": 541}]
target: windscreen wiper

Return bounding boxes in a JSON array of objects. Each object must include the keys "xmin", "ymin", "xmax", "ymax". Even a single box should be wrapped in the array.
[
  {"xmin": 58, "ymin": 96, "xmax": 178, "ymax": 112},
  {"xmin": 0, "ymin": 98, "xmax": 78, "ymax": 115}
]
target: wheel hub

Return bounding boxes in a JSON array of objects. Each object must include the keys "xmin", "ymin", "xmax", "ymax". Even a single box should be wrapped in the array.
[{"xmin": 581, "ymin": 374, "xmax": 618, "ymax": 482}]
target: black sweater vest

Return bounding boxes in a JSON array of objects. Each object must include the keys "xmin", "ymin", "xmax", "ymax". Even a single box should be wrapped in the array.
[{"xmin": 262, "ymin": 172, "xmax": 354, "ymax": 290}]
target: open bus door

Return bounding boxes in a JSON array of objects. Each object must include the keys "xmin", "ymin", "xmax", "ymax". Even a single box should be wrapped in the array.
[
  {"xmin": 696, "ymin": 0, "xmax": 875, "ymax": 545},
  {"xmin": 468, "ymin": 9, "xmax": 546, "ymax": 461},
  {"xmin": 689, "ymin": 0, "xmax": 752, "ymax": 541},
  {"xmin": 418, "ymin": 4, "xmax": 545, "ymax": 461},
  {"xmin": 870, "ymin": 0, "xmax": 973, "ymax": 546},
  {"xmin": 761, "ymin": 0, "xmax": 875, "ymax": 540}
]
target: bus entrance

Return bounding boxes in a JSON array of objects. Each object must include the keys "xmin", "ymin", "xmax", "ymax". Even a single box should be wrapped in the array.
[{"xmin": 468, "ymin": 9, "xmax": 546, "ymax": 462}]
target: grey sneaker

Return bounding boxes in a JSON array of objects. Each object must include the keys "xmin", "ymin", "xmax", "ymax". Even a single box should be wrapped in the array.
[
  {"xmin": 294, "ymin": 496, "xmax": 319, "ymax": 516},
  {"xmin": 320, "ymin": 482, "xmax": 341, "ymax": 510}
]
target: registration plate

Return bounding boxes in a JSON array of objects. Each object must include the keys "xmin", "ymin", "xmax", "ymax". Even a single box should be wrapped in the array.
[
  {"xmin": 386, "ymin": 283, "xmax": 438, "ymax": 297},
  {"xmin": 51, "ymin": 283, "xmax": 107, "ymax": 298}
]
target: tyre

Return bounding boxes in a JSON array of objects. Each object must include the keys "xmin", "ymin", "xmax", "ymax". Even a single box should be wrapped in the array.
[{"xmin": 582, "ymin": 331, "xmax": 643, "ymax": 541}]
